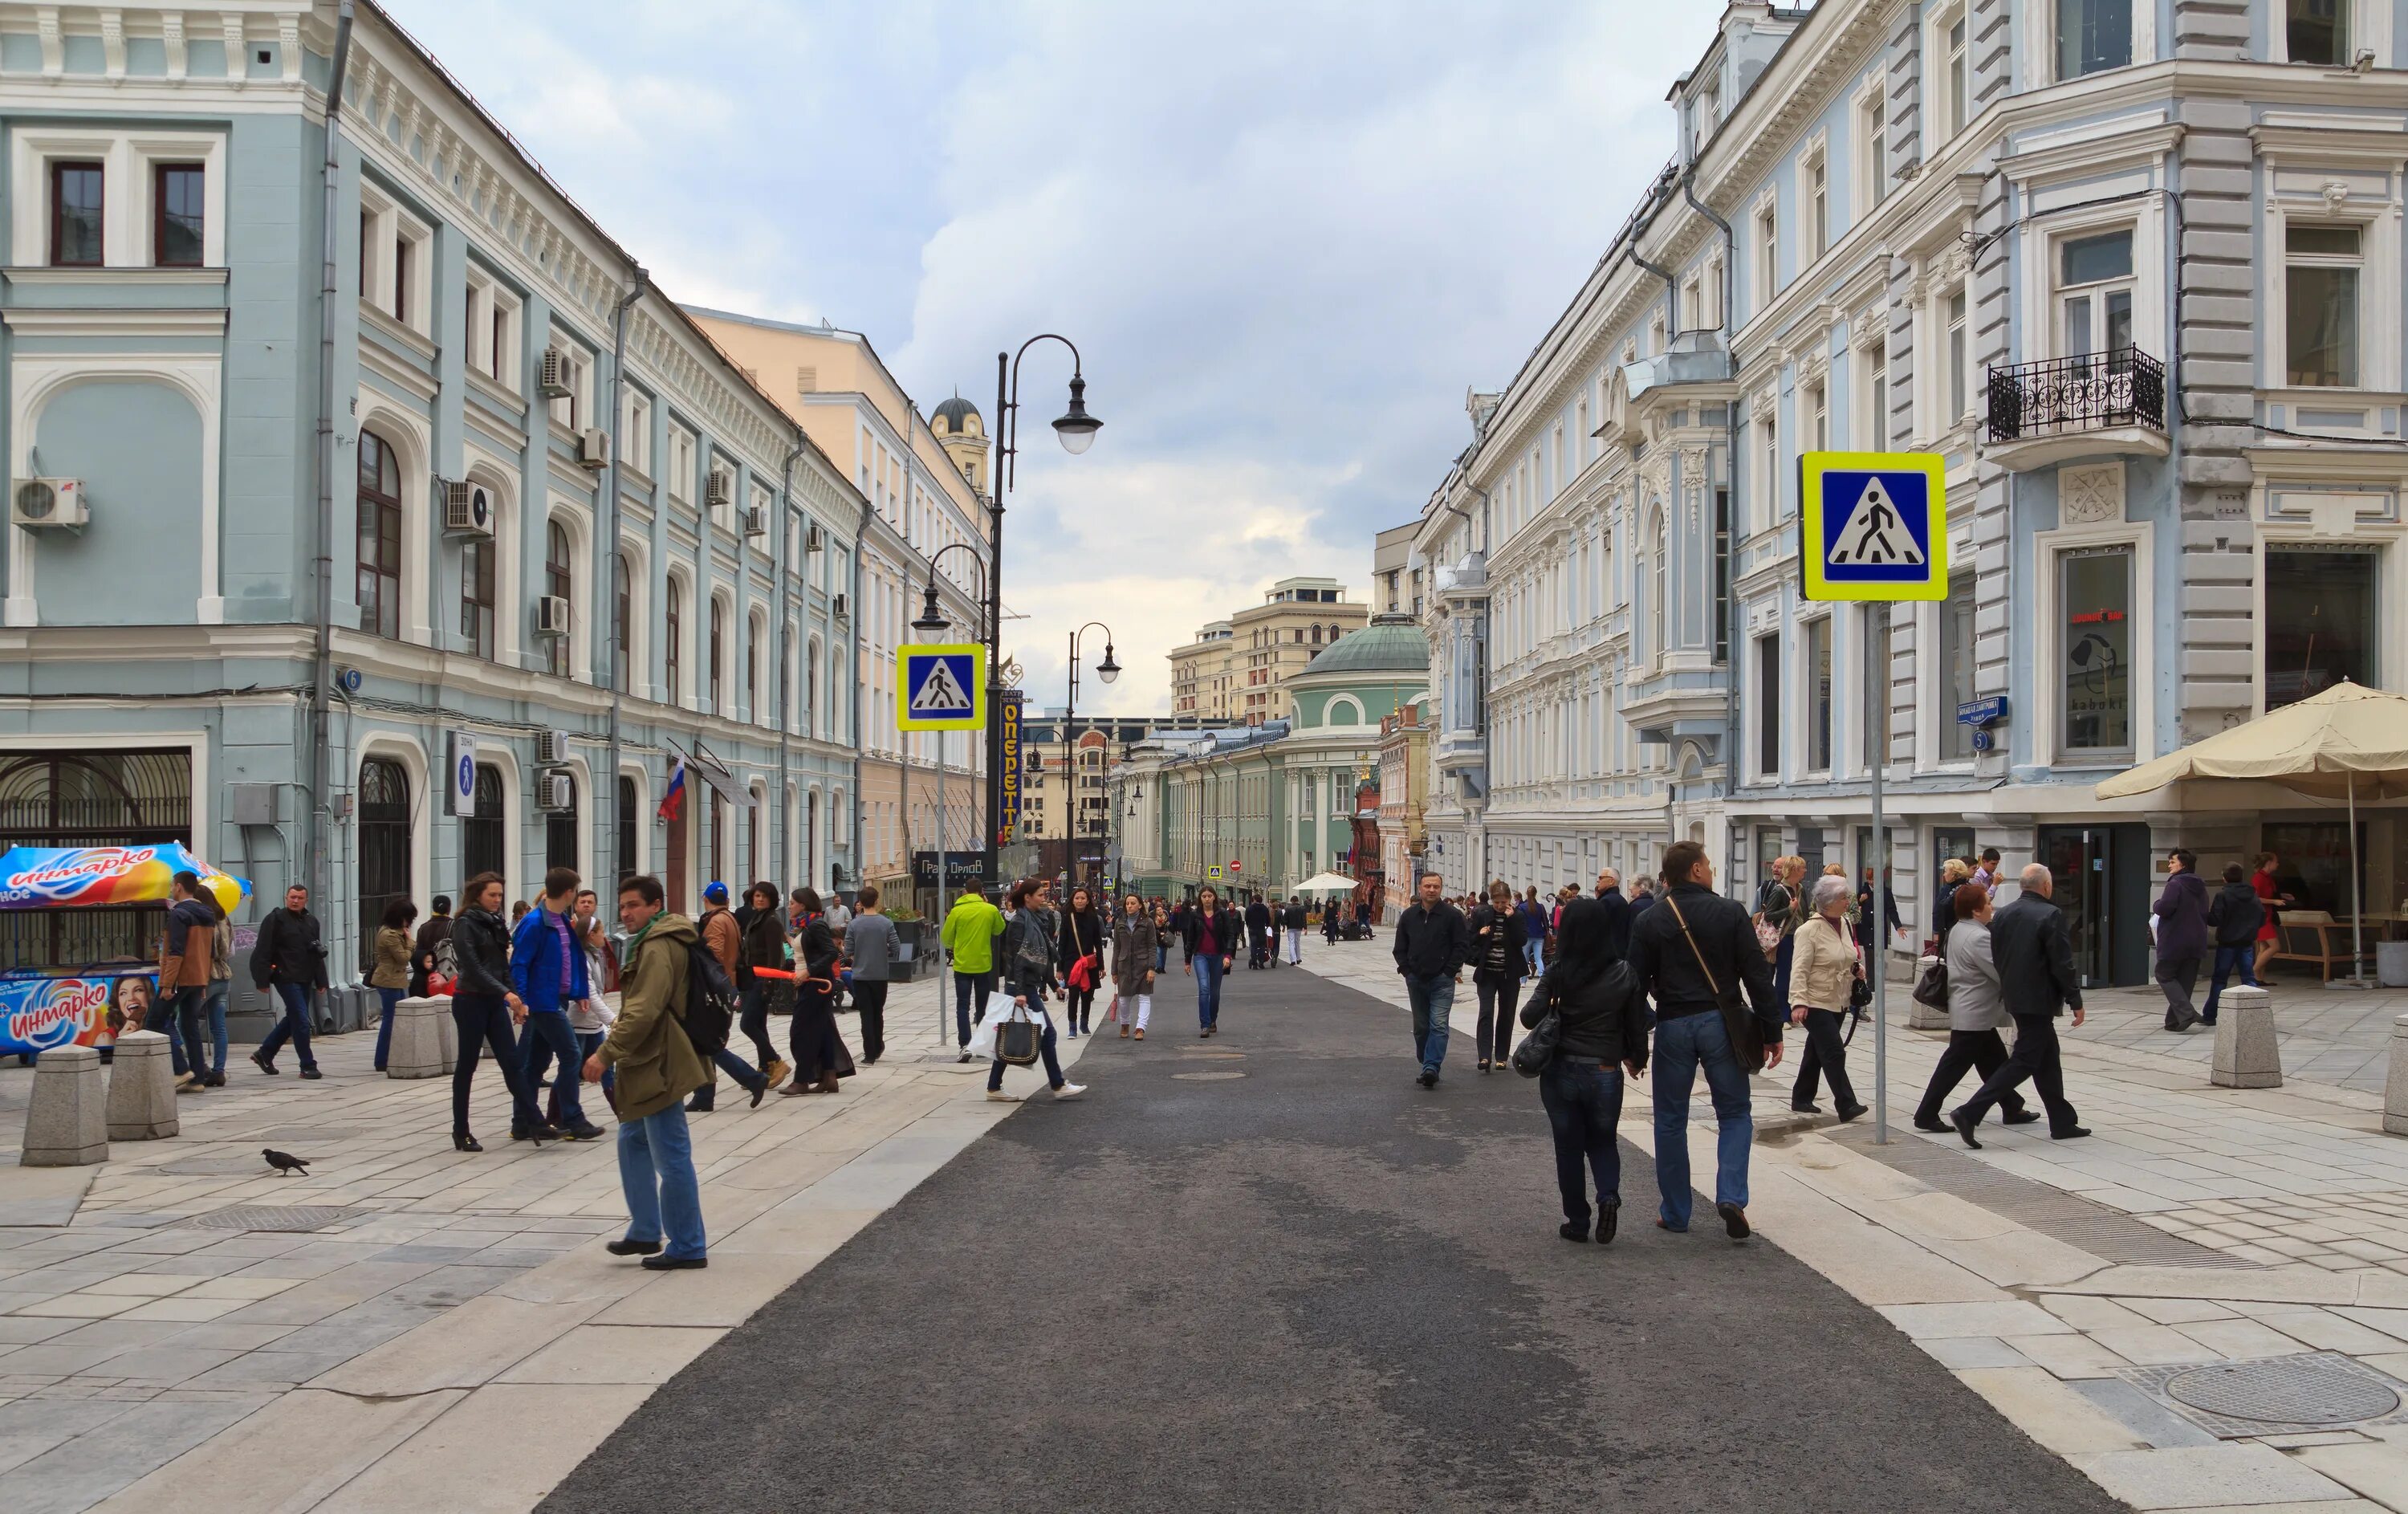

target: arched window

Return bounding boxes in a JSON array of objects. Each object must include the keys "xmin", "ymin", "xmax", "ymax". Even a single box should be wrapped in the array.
[
  {"xmin": 356, "ymin": 429, "xmax": 402, "ymax": 639},
  {"xmin": 357, "ymin": 757, "xmax": 411, "ymax": 964},
  {"xmin": 545, "ymin": 771, "xmax": 579, "ymax": 873},
  {"xmin": 745, "ymin": 621, "xmax": 759, "ymax": 719},
  {"xmin": 616, "ymin": 775, "xmax": 639, "ymax": 883},
  {"xmin": 1648, "ymin": 509, "xmax": 1667, "ymax": 661},
  {"xmin": 461, "ymin": 498, "xmax": 495, "ymax": 660},
  {"xmin": 664, "ymin": 577, "xmax": 682, "ymax": 703},
  {"xmin": 612, "ymin": 553, "xmax": 633, "ymax": 694},
  {"xmin": 779, "ymin": 627, "xmax": 793, "ymax": 732},
  {"xmin": 709, "ymin": 597, "xmax": 726, "ymax": 708},
  {"xmin": 806, "ymin": 639, "xmax": 820, "ymax": 739},
  {"xmin": 463, "ymin": 763, "xmax": 505, "ymax": 886},
  {"xmin": 545, "ymin": 521, "xmax": 572, "ymax": 678},
  {"xmin": 1310, "ymin": 624, "xmax": 1322, "ymax": 645}
]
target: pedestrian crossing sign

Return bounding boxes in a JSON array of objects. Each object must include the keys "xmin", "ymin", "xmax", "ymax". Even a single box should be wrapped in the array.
[
  {"xmin": 1800, "ymin": 451, "xmax": 1948, "ymax": 602},
  {"xmin": 897, "ymin": 645, "xmax": 985, "ymax": 731}
]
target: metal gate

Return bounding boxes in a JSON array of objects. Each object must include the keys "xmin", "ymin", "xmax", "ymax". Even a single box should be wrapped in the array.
[
  {"xmin": 0, "ymin": 749, "xmax": 192, "ymax": 968},
  {"xmin": 356, "ymin": 758, "xmax": 412, "ymax": 969}
]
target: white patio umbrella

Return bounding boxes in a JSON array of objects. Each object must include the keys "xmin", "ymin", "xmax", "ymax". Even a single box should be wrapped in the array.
[
  {"xmin": 2094, "ymin": 682, "xmax": 2408, "ymax": 986},
  {"xmin": 1291, "ymin": 871, "xmax": 1361, "ymax": 894}
]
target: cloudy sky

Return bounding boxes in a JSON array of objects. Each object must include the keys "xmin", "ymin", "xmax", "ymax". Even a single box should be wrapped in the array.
[{"xmin": 392, "ymin": 0, "xmax": 1725, "ymax": 714}]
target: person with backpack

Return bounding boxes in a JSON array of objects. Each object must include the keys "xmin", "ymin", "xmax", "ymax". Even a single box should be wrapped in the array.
[
  {"xmin": 1522, "ymin": 896, "xmax": 1650, "ymax": 1244},
  {"xmin": 686, "ymin": 882, "xmax": 771, "ymax": 1113},
  {"xmin": 410, "ymin": 894, "xmax": 454, "ymax": 998},
  {"xmin": 585, "ymin": 873, "xmax": 711, "ymax": 1270},
  {"xmin": 779, "ymin": 888, "xmax": 854, "ymax": 1096},
  {"xmin": 985, "ymin": 877, "xmax": 1084, "ymax": 1103}
]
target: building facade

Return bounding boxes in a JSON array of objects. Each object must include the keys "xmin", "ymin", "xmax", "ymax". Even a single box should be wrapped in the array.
[
  {"xmin": 0, "ymin": 1, "xmax": 859, "ymax": 987},
  {"xmin": 683, "ymin": 311, "xmax": 989, "ymax": 911},
  {"xmin": 1416, "ymin": 0, "xmax": 2408, "ymax": 987},
  {"xmin": 1169, "ymin": 576, "xmax": 1369, "ymax": 725},
  {"xmin": 1377, "ymin": 698, "xmax": 1431, "ymax": 897}
]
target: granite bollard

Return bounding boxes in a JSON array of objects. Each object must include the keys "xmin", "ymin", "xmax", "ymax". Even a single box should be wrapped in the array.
[
  {"xmin": 22, "ymin": 1043, "xmax": 108, "ymax": 1165},
  {"xmin": 104, "ymin": 1028, "xmax": 179, "ymax": 1140},
  {"xmin": 2211, "ymin": 983, "xmax": 2280, "ymax": 1090}
]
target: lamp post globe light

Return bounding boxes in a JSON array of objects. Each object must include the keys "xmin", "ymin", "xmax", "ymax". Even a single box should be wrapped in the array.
[{"xmin": 986, "ymin": 335, "xmax": 1100, "ymax": 888}]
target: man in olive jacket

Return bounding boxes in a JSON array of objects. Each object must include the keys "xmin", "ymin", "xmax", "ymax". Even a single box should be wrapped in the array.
[{"xmin": 584, "ymin": 874, "xmax": 710, "ymax": 1270}]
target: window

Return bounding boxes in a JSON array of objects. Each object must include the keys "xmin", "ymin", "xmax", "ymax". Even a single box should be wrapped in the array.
[
  {"xmin": 1861, "ymin": 340, "xmax": 1888, "ymax": 449},
  {"xmin": 1861, "ymin": 93, "xmax": 1888, "ymax": 210},
  {"xmin": 709, "ymin": 599, "xmax": 725, "ymax": 707},
  {"xmin": 1712, "ymin": 487, "xmax": 1731, "ymax": 665},
  {"xmin": 1807, "ymin": 617, "xmax": 1833, "ymax": 771},
  {"xmin": 490, "ymin": 301, "xmax": 510, "ymax": 381},
  {"xmin": 1756, "ymin": 204, "xmax": 1778, "ymax": 307},
  {"xmin": 612, "ymin": 554, "xmax": 633, "ymax": 695},
  {"xmin": 2288, "ymin": 0, "xmax": 2351, "ymax": 66},
  {"xmin": 665, "ymin": 577, "xmax": 682, "ymax": 703},
  {"xmin": 1647, "ymin": 511, "xmax": 1666, "ymax": 661},
  {"xmin": 545, "ymin": 521, "xmax": 572, "ymax": 678},
  {"xmin": 746, "ymin": 625, "xmax": 759, "ymax": 718},
  {"xmin": 461, "ymin": 530, "xmax": 494, "ymax": 660},
  {"xmin": 153, "ymin": 164, "xmax": 204, "ymax": 267},
  {"xmin": 1808, "ymin": 380, "xmax": 1828, "ymax": 452},
  {"xmin": 2286, "ymin": 222, "xmax": 2361, "ymax": 387},
  {"xmin": 392, "ymin": 230, "xmax": 411, "ymax": 328},
  {"xmin": 356, "ymin": 429, "xmax": 401, "ymax": 640},
  {"xmin": 617, "ymin": 775, "xmax": 639, "ymax": 882},
  {"xmin": 2057, "ymin": 230, "xmax": 2134, "ymax": 364},
  {"xmin": 624, "ymin": 391, "xmax": 652, "ymax": 476},
  {"xmin": 2264, "ymin": 547, "xmax": 2376, "ymax": 707},
  {"xmin": 1946, "ymin": 287, "xmax": 1970, "ymax": 421},
  {"xmin": 2060, "ymin": 547, "xmax": 2133, "ymax": 753},
  {"xmin": 50, "ymin": 161, "xmax": 103, "ymax": 267},
  {"xmin": 2057, "ymin": 0, "xmax": 2133, "ymax": 79},
  {"xmin": 1940, "ymin": 573, "xmax": 1975, "ymax": 759},
  {"xmin": 669, "ymin": 427, "xmax": 696, "ymax": 505},
  {"xmin": 464, "ymin": 765, "xmax": 505, "ymax": 886},
  {"xmin": 1807, "ymin": 150, "xmax": 1828, "ymax": 261},
  {"xmin": 1758, "ymin": 409, "xmax": 1780, "ymax": 527},
  {"xmin": 1938, "ymin": 10, "xmax": 1971, "ymax": 138}
]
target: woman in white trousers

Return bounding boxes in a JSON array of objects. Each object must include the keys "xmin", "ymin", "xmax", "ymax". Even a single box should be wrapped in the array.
[{"xmin": 1111, "ymin": 893, "xmax": 1157, "ymax": 1039}]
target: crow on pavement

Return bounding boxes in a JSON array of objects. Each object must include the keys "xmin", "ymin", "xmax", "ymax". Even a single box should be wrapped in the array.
[{"xmin": 262, "ymin": 1148, "xmax": 310, "ymax": 1177}]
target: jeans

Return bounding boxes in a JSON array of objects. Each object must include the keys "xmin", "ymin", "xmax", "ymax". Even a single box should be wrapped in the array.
[
  {"xmin": 853, "ymin": 979, "xmax": 889, "ymax": 1062},
  {"xmin": 988, "ymin": 1003, "xmax": 1067, "ymax": 1091},
  {"xmin": 1650, "ymin": 1010, "xmax": 1752, "ymax": 1231},
  {"xmin": 1540, "ymin": 1059, "xmax": 1625, "ymax": 1224},
  {"xmin": 1522, "ymin": 937, "xmax": 1544, "ymax": 976},
  {"xmin": 201, "ymin": 984, "xmax": 228, "ymax": 1076},
  {"xmin": 1958, "ymin": 1011, "xmax": 2079, "ymax": 1135},
  {"xmin": 1913, "ymin": 1028, "xmax": 2028, "ymax": 1125},
  {"xmin": 1474, "ymin": 977, "xmax": 1519, "ymax": 1065},
  {"xmin": 1403, "ymin": 973, "xmax": 1454, "ymax": 1074},
  {"xmin": 1154, "ymin": 943, "xmax": 1169, "ymax": 973},
  {"xmin": 737, "ymin": 982, "xmax": 776, "ymax": 1068},
  {"xmin": 953, "ymin": 969, "xmax": 995, "ymax": 1047},
  {"xmin": 158, "ymin": 984, "xmax": 205, "ymax": 1077},
  {"xmin": 2158, "ymin": 953, "xmax": 2203, "ymax": 1029},
  {"xmin": 258, "ymin": 982, "xmax": 317, "ymax": 1070},
  {"xmin": 451, "ymin": 992, "xmax": 539, "ymax": 1136},
  {"xmin": 556, "ymin": 1028, "xmax": 620, "ymax": 1121},
  {"xmin": 617, "ymin": 1104, "xmax": 707, "ymax": 1261},
  {"xmin": 1794, "ymin": 1007, "xmax": 1859, "ymax": 1113},
  {"xmin": 2203, "ymin": 944, "xmax": 2258, "ymax": 1021},
  {"xmin": 372, "ymin": 987, "xmax": 404, "ymax": 1071},
  {"xmin": 1194, "ymin": 953, "xmax": 1226, "ymax": 1030},
  {"xmin": 517, "ymin": 1011, "xmax": 588, "ymax": 1128}
]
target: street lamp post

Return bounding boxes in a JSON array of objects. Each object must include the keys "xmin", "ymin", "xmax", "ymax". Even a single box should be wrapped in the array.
[
  {"xmin": 913, "ymin": 545, "xmax": 989, "ymax": 1046},
  {"xmin": 986, "ymin": 336, "xmax": 1100, "ymax": 889},
  {"xmin": 1064, "ymin": 621, "xmax": 1119, "ymax": 890}
]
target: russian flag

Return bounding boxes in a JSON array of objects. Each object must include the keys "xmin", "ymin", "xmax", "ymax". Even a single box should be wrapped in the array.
[{"xmin": 658, "ymin": 758, "xmax": 686, "ymax": 822}]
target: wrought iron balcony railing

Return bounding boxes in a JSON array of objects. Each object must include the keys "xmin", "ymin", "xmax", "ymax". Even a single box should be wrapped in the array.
[{"xmin": 1986, "ymin": 348, "xmax": 2166, "ymax": 444}]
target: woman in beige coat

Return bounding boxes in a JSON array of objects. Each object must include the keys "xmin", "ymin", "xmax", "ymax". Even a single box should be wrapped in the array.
[{"xmin": 1787, "ymin": 875, "xmax": 1866, "ymax": 1121}]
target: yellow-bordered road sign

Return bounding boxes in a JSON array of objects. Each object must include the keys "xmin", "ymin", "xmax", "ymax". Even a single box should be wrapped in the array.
[
  {"xmin": 898, "ymin": 645, "xmax": 986, "ymax": 731},
  {"xmin": 1800, "ymin": 451, "xmax": 1947, "ymax": 602}
]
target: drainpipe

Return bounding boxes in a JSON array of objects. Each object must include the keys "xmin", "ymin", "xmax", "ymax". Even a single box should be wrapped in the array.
[
  {"xmin": 306, "ymin": 0, "xmax": 356, "ymax": 916},
  {"xmin": 848, "ymin": 469, "xmax": 872, "ymax": 897},
  {"xmin": 600, "ymin": 271, "xmax": 646, "ymax": 885},
  {"xmin": 1633, "ymin": 250, "xmax": 1682, "ymax": 343},
  {"xmin": 779, "ymin": 438, "xmax": 804, "ymax": 889},
  {"xmin": 1682, "ymin": 169, "xmax": 1743, "ymax": 853}
]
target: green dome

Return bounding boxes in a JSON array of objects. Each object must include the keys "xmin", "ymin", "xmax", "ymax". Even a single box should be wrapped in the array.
[{"xmin": 1297, "ymin": 614, "xmax": 1426, "ymax": 678}]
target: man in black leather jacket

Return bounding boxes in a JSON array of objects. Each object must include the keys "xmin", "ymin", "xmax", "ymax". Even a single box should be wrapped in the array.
[
  {"xmin": 248, "ymin": 885, "xmax": 327, "ymax": 1078},
  {"xmin": 1951, "ymin": 863, "xmax": 2088, "ymax": 1146}
]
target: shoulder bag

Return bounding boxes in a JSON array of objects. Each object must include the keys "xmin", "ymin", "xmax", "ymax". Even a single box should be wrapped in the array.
[
  {"xmin": 1509, "ymin": 984, "xmax": 1561, "ymax": 1078},
  {"xmin": 1664, "ymin": 893, "xmax": 1767, "ymax": 1075},
  {"xmin": 1846, "ymin": 921, "xmax": 1874, "ymax": 1012}
]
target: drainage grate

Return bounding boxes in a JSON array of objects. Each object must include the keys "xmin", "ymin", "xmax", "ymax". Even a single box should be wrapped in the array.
[
  {"xmin": 241, "ymin": 1126, "xmax": 363, "ymax": 1144},
  {"xmin": 152, "ymin": 1157, "xmax": 279, "ymax": 1176},
  {"xmin": 2125, "ymin": 1353, "xmax": 2408, "ymax": 1439},
  {"xmin": 190, "ymin": 1204, "xmax": 365, "ymax": 1232},
  {"xmin": 1827, "ymin": 1123, "xmax": 2258, "ymax": 1268},
  {"xmin": 1171, "ymin": 1072, "xmax": 1247, "ymax": 1081}
]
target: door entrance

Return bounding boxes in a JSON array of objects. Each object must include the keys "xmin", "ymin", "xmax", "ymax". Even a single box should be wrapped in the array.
[{"xmin": 2038, "ymin": 822, "xmax": 2152, "ymax": 988}]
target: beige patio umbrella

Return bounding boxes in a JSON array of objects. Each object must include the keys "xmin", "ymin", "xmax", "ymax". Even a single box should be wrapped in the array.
[
  {"xmin": 1291, "ymin": 871, "xmax": 1361, "ymax": 894},
  {"xmin": 2095, "ymin": 682, "xmax": 2408, "ymax": 983}
]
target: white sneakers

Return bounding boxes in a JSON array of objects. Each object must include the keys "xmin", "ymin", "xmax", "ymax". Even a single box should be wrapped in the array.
[
  {"xmin": 1053, "ymin": 1083, "xmax": 1086, "ymax": 1101},
  {"xmin": 990, "ymin": 1083, "xmax": 1086, "ymax": 1103},
  {"xmin": 986, "ymin": 1090, "xmax": 1021, "ymax": 1103}
]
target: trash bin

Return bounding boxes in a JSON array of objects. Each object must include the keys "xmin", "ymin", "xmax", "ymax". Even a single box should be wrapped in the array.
[{"xmin": 2380, "ymin": 941, "xmax": 2408, "ymax": 989}]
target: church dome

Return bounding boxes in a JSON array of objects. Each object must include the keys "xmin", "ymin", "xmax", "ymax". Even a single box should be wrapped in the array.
[
  {"xmin": 933, "ymin": 395, "xmax": 981, "ymax": 434},
  {"xmin": 1298, "ymin": 614, "xmax": 1426, "ymax": 677}
]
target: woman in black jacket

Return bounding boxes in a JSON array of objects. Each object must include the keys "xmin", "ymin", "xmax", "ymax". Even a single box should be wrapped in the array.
[
  {"xmin": 449, "ymin": 873, "xmax": 554, "ymax": 1151},
  {"xmin": 780, "ymin": 888, "xmax": 855, "ymax": 1097},
  {"xmin": 1468, "ymin": 880, "xmax": 1527, "ymax": 1073},
  {"xmin": 738, "ymin": 883, "xmax": 791, "ymax": 1085},
  {"xmin": 1521, "ymin": 897, "xmax": 1651, "ymax": 1244},
  {"xmin": 1056, "ymin": 886, "xmax": 1105, "ymax": 1037}
]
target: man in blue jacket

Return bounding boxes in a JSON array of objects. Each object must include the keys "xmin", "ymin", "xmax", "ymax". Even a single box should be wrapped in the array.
[{"xmin": 512, "ymin": 867, "xmax": 606, "ymax": 1141}]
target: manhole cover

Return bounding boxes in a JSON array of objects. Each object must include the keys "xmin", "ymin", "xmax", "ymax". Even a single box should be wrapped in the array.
[
  {"xmin": 1172, "ymin": 1071, "xmax": 1247, "ymax": 1081},
  {"xmin": 2124, "ymin": 1353, "xmax": 2408, "ymax": 1438},
  {"xmin": 243, "ymin": 1126, "xmax": 362, "ymax": 1143},
  {"xmin": 1176, "ymin": 1049, "xmax": 1246, "ymax": 1060},
  {"xmin": 191, "ymin": 1205, "xmax": 365, "ymax": 1232},
  {"xmin": 153, "ymin": 1157, "xmax": 275, "ymax": 1176},
  {"xmin": 2166, "ymin": 1357, "xmax": 2400, "ymax": 1425}
]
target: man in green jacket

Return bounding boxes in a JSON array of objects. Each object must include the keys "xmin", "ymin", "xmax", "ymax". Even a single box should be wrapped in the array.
[
  {"xmin": 585, "ymin": 874, "xmax": 711, "ymax": 1271},
  {"xmin": 941, "ymin": 886, "xmax": 1007, "ymax": 1063}
]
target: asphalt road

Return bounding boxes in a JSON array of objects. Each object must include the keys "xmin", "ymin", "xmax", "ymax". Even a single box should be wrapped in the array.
[{"xmin": 544, "ymin": 962, "xmax": 2123, "ymax": 1514}]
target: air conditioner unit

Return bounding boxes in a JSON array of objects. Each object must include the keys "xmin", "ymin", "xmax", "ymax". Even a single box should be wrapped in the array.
[
  {"xmin": 831, "ymin": 592, "xmax": 848, "ymax": 620},
  {"xmin": 12, "ymin": 478, "xmax": 87, "ymax": 531},
  {"xmin": 535, "ymin": 596, "xmax": 571, "ymax": 638},
  {"xmin": 441, "ymin": 479, "xmax": 494, "ymax": 537},
  {"xmin": 742, "ymin": 505, "xmax": 766, "ymax": 538},
  {"xmin": 805, "ymin": 522, "xmax": 824, "ymax": 552},
  {"xmin": 538, "ymin": 346, "xmax": 573, "ymax": 399},
  {"xmin": 704, "ymin": 471, "xmax": 732, "ymax": 513},
  {"xmin": 534, "ymin": 769, "xmax": 576, "ymax": 812},
  {"xmin": 535, "ymin": 728, "xmax": 572, "ymax": 765},
  {"xmin": 575, "ymin": 428, "xmax": 609, "ymax": 470}
]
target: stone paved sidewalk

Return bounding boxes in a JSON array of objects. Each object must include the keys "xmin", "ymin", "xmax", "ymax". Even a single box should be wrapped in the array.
[
  {"xmin": 1298, "ymin": 938, "xmax": 2408, "ymax": 1514},
  {"xmin": 0, "ymin": 988, "xmax": 1094, "ymax": 1514}
]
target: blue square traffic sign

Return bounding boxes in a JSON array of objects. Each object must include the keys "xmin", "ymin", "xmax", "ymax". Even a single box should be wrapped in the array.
[
  {"xmin": 1800, "ymin": 451, "xmax": 1948, "ymax": 601},
  {"xmin": 898, "ymin": 645, "xmax": 985, "ymax": 731}
]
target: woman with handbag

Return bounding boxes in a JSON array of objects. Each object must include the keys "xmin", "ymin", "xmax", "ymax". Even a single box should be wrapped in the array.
[
  {"xmin": 779, "ymin": 888, "xmax": 856, "ymax": 1097},
  {"xmin": 1519, "ymin": 897, "xmax": 1649, "ymax": 1243},
  {"xmin": 1787, "ymin": 876, "xmax": 1868, "ymax": 1122},
  {"xmin": 1056, "ymin": 886, "xmax": 1105, "ymax": 1038},
  {"xmin": 1468, "ymin": 881, "xmax": 1526, "ymax": 1072},
  {"xmin": 1111, "ymin": 893, "xmax": 1158, "ymax": 1040},
  {"xmin": 1912, "ymin": 883, "xmax": 2038, "ymax": 1133},
  {"xmin": 986, "ymin": 879, "xmax": 1084, "ymax": 1102}
]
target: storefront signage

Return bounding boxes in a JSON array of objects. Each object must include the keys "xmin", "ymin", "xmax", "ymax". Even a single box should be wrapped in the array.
[{"xmin": 998, "ymin": 691, "xmax": 1024, "ymax": 844}]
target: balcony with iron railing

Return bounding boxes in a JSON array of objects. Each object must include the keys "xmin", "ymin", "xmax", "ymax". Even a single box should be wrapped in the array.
[{"xmin": 1984, "ymin": 348, "xmax": 2170, "ymax": 470}]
